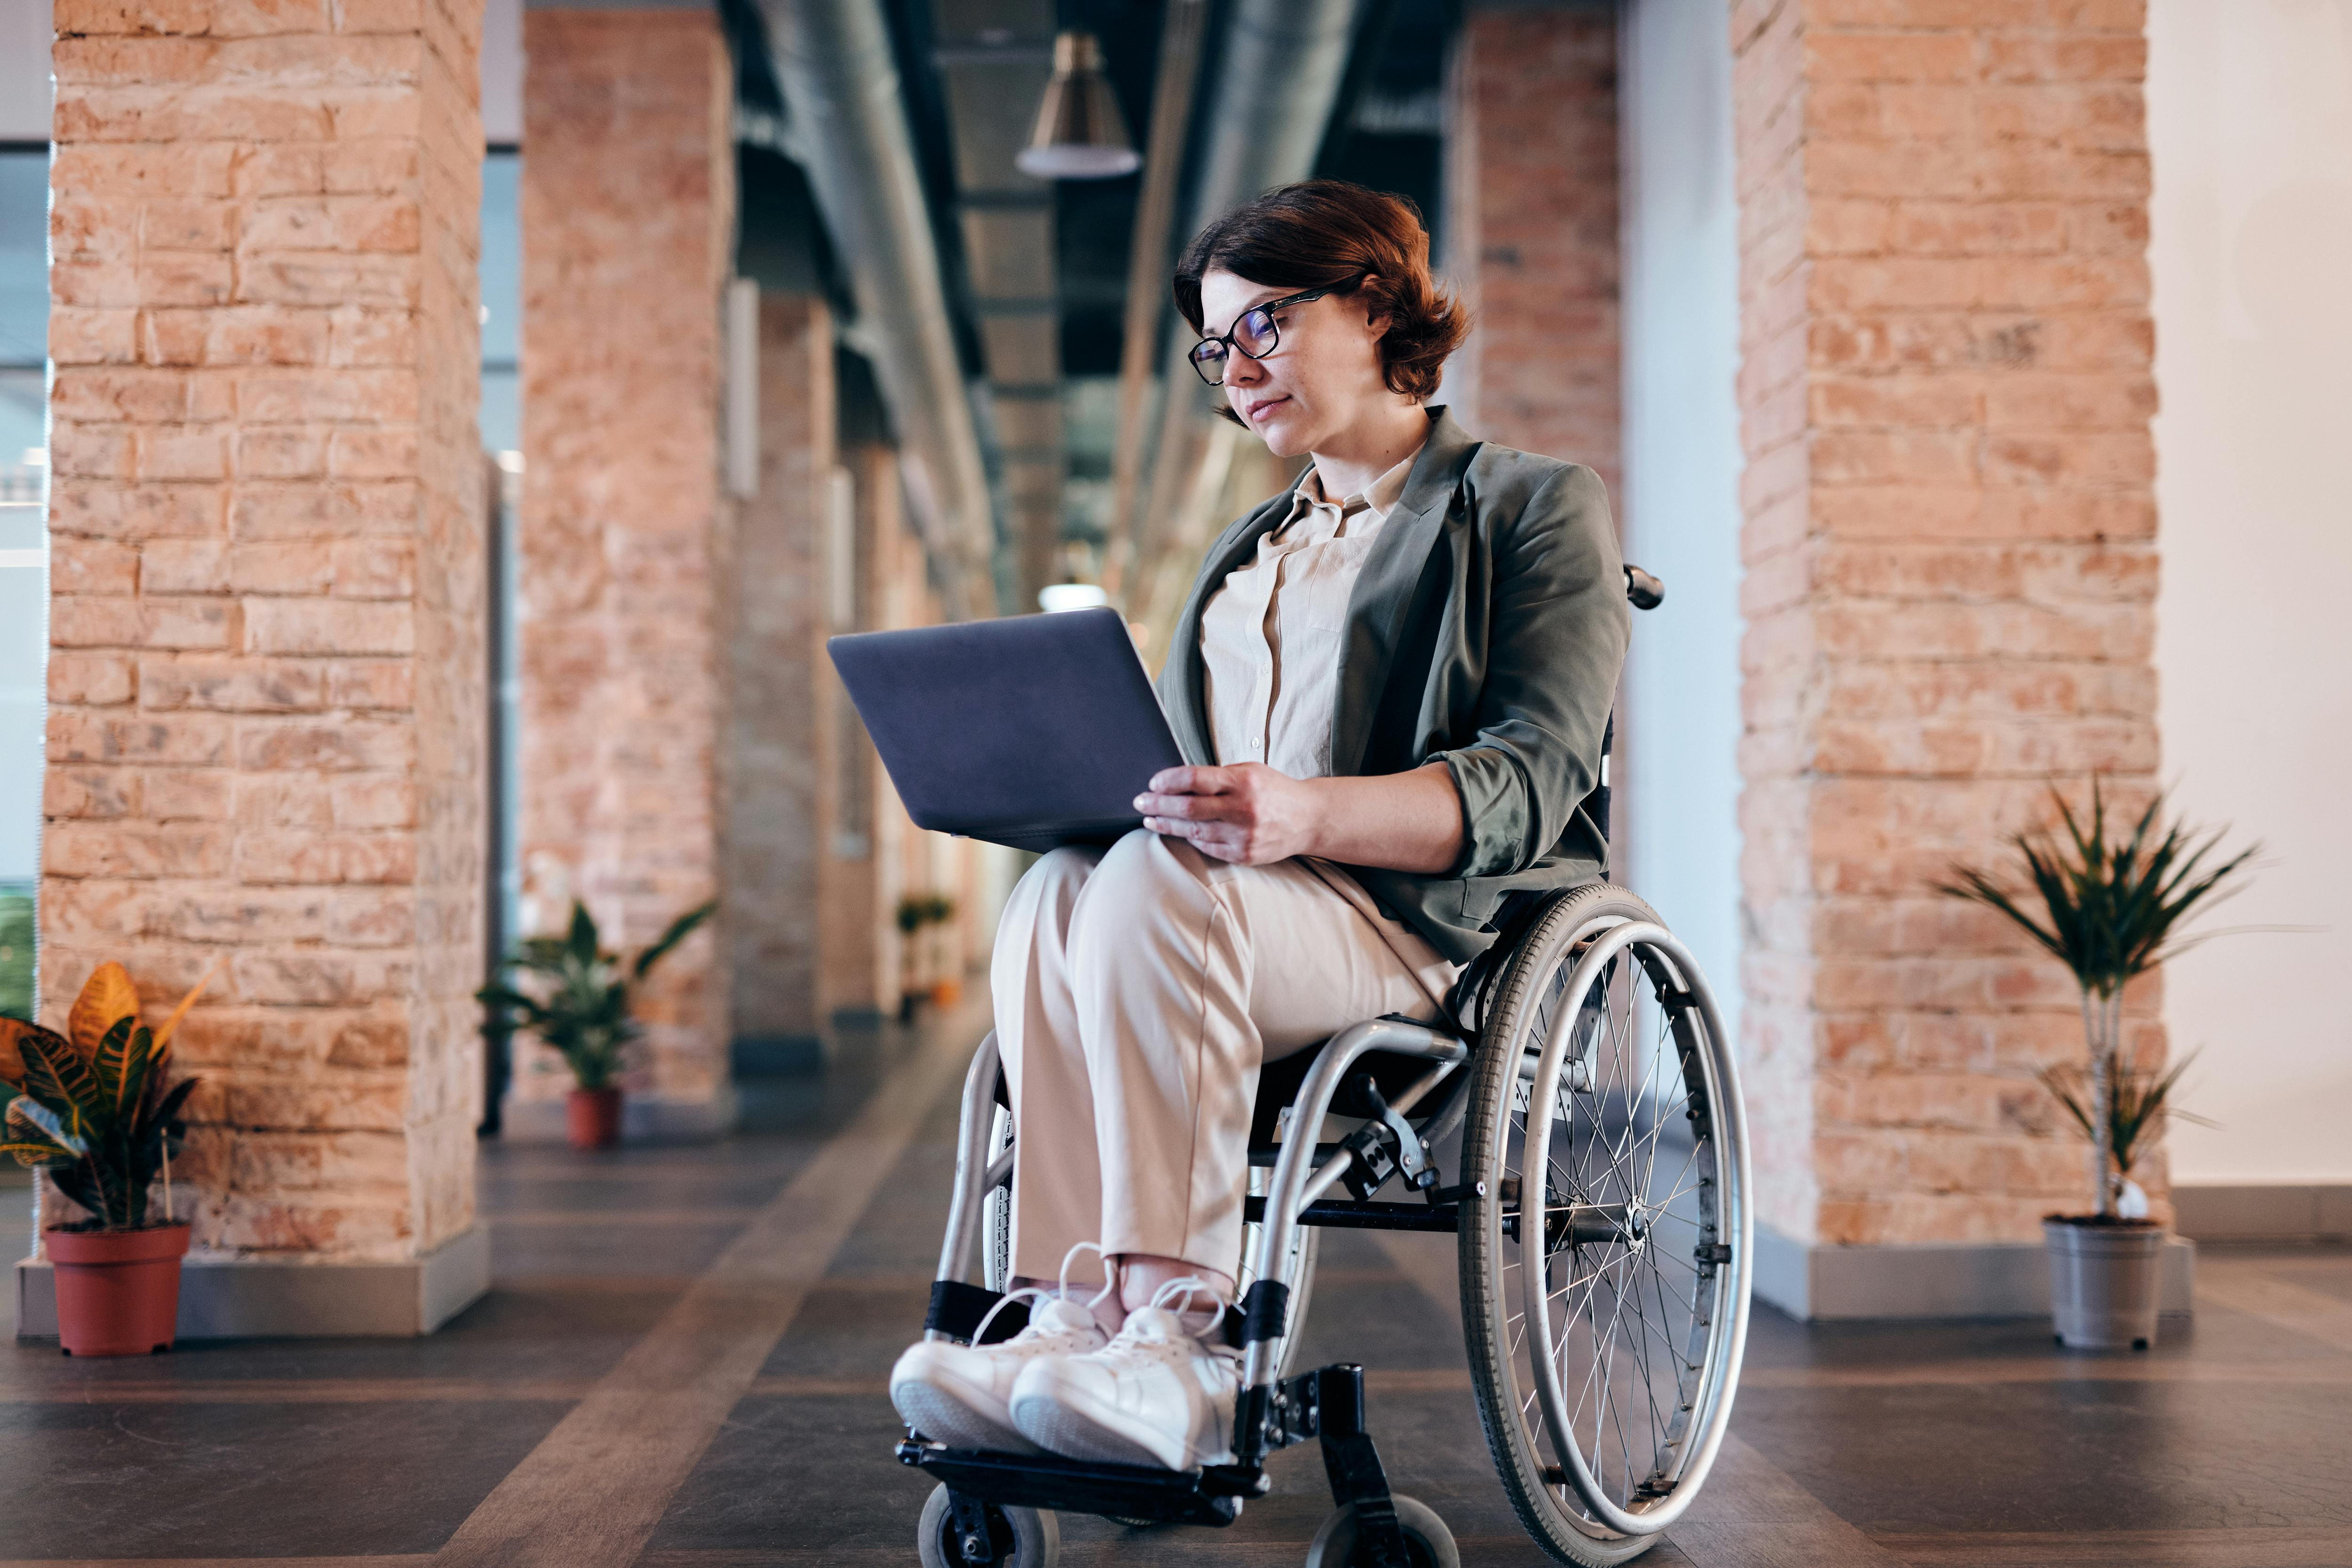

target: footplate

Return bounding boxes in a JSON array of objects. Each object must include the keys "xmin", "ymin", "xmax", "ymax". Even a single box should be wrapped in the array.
[{"xmin": 896, "ymin": 1441, "xmax": 1266, "ymax": 1528}]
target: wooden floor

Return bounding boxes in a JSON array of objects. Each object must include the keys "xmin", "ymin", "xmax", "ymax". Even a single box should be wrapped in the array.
[{"xmin": 4, "ymin": 1001, "xmax": 2349, "ymax": 1568}]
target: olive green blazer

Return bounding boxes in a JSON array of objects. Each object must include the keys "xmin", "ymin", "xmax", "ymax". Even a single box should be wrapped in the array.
[{"xmin": 1153, "ymin": 407, "xmax": 1630, "ymax": 965}]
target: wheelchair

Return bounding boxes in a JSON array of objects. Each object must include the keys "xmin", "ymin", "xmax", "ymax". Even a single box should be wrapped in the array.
[{"xmin": 898, "ymin": 566, "xmax": 1752, "ymax": 1568}]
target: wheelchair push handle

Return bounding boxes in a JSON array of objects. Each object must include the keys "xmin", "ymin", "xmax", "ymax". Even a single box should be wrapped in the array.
[{"xmin": 1624, "ymin": 564, "xmax": 1664, "ymax": 610}]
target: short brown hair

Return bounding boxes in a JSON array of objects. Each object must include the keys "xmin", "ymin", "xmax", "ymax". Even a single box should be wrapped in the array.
[{"xmin": 1173, "ymin": 180, "xmax": 1469, "ymax": 411}]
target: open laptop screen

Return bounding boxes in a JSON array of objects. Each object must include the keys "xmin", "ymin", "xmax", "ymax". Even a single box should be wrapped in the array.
[{"xmin": 827, "ymin": 608, "xmax": 1186, "ymax": 853}]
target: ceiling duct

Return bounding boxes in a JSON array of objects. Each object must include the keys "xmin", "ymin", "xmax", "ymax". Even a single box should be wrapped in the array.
[
  {"xmin": 1121, "ymin": 0, "xmax": 1357, "ymax": 617},
  {"xmin": 1191, "ymin": 0, "xmax": 1358, "ymax": 225},
  {"xmin": 760, "ymin": 0, "xmax": 997, "ymax": 618}
]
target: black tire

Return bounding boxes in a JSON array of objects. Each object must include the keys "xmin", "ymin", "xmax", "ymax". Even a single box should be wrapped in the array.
[
  {"xmin": 1456, "ymin": 885, "xmax": 1751, "ymax": 1566},
  {"xmin": 984, "ymin": 1104, "xmax": 1014, "ymax": 1292},
  {"xmin": 916, "ymin": 1484, "xmax": 1058, "ymax": 1568},
  {"xmin": 1303, "ymin": 1495, "xmax": 1460, "ymax": 1568}
]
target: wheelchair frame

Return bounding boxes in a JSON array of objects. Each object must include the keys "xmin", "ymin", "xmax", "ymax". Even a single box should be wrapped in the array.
[
  {"xmin": 896, "ymin": 563, "xmax": 1747, "ymax": 1567},
  {"xmin": 906, "ymin": 1012, "xmax": 1475, "ymax": 1556}
]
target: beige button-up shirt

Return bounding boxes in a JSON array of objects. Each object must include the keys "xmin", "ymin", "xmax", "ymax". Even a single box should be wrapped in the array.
[
  {"xmin": 1200, "ymin": 451, "xmax": 1419, "ymax": 780},
  {"xmin": 1195, "ymin": 442, "xmax": 1459, "ymax": 1010}
]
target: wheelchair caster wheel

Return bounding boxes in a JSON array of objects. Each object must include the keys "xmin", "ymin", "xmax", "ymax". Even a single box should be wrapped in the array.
[
  {"xmin": 917, "ymin": 1484, "xmax": 1057, "ymax": 1568},
  {"xmin": 1304, "ymin": 1495, "xmax": 1458, "ymax": 1568}
]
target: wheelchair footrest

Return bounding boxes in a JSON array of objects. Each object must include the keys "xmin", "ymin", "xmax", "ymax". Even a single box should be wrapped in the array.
[{"xmin": 896, "ymin": 1441, "xmax": 1264, "ymax": 1527}]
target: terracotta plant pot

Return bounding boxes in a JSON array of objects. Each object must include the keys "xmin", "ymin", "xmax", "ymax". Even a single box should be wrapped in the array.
[
  {"xmin": 48, "ymin": 1222, "xmax": 191, "ymax": 1357},
  {"xmin": 566, "ymin": 1086, "xmax": 624, "ymax": 1150},
  {"xmin": 2045, "ymin": 1216, "xmax": 2166, "ymax": 1350}
]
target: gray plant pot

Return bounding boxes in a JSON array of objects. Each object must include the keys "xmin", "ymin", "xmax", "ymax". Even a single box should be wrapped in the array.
[{"xmin": 2044, "ymin": 1217, "xmax": 2166, "ymax": 1351}]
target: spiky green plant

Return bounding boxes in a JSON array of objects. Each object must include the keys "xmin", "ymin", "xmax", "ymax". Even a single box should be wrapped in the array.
[
  {"xmin": 1942, "ymin": 781, "xmax": 2255, "ymax": 1218},
  {"xmin": 476, "ymin": 899, "xmax": 715, "ymax": 1092},
  {"xmin": 2042, "ymin": 1048, "xmax": 2216, "ymax": 1196},
  {"xmin": 0, "ymin": 961, "xmax": 211, "ymax": 1233}
]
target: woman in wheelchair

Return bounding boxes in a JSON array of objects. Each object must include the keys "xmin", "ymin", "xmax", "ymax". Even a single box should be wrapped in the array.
[{"xmin": 893, "ymin": 181, "xmax": 1630, "ymax": 1478}]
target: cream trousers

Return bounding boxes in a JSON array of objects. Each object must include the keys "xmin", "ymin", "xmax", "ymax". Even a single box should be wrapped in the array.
[{"xmin": 992, "ymin": 829, "xmax": 1459, "ymax": 1284}]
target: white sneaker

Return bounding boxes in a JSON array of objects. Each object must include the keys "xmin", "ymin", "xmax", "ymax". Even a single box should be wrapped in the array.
[
  {"xmin": 890, "ymin": 1294, "xmax": 1109, "ymax": 1452},
  {"xmin": 1008, "ymin": 1280, "xmax": 1240, "ymax": 1471}
]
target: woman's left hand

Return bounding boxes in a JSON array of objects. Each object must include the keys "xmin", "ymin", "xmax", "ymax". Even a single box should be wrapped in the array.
[{"xmin": 1135, "ymin": 764, "xmax": 1322, "ymax": 866}]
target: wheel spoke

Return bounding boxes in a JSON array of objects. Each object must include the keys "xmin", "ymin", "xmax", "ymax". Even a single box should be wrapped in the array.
[{"xmin": 1463, "ymin": 915, "xmax": 1744, "ymax": 1546}]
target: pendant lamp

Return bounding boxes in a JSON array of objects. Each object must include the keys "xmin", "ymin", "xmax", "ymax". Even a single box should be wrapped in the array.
[{"xmin": 1017, "ymin": 30, "xmax": 1140, "ymax": 180}]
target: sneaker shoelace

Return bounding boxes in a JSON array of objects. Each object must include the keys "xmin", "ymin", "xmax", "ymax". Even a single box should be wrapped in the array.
[
  {"xmin": 970, "ymin": 1240, "xmax": 1119, "ymax": 1345},
  {"xmin": 1092, "ymin": 1275, "xmax": 1231, "ymax": 1364}
]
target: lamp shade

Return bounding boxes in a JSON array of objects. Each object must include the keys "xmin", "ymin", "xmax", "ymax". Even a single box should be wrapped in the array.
[{"xmin": 1017, "ymin": 31, "xmax": 1140, "ymax": 180}]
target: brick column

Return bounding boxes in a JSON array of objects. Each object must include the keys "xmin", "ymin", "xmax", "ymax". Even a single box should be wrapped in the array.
[
  {"xmin": 725, "ymin": 292, "xmax": 834, "ymax": 1062},
  {"xmin": 848, "ymin": 441, "xmax": 915, "ymax": 1018},
  {"xmin": 1450, "ymin": 3, "xmax": 1621, "ymax": 490},
  {"xmin": 35, "ymin": 0, "xmax": 488, "ymax": 1329},
  {"xmin": 813, "ymin": 445, "xmax": 889, "ymax": 1024},
  {"xmin": 516, "ymin": 8, "xmax": 734, "ymax": 1136},
  {"xmin": 1730, "ymin": 0, "xmax": 2164, "ymax": 1310}
]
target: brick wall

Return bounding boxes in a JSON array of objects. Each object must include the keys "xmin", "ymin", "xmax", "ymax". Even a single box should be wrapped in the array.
[
  {"xmin": 727, "ymin": 293, "xmax": 833, "ymax": 1045},
  {"xmin": 1730, "ymin": 0, "xmax": 2163, "ymax": 1246},
  {"xmin": 844, "ymin": 442, "xmax": 913, "ymax": 1017},
  {"xmin": 42, "ymin": 0, "xmax": 485, "ymax": 1258},
  {"xmin": 1453, "ymin": 5, "xmax": 1622, "ymax": 492},
  {"xmin": 516, "ymin": 9, "xmax": 732, "ymax": 1115}
]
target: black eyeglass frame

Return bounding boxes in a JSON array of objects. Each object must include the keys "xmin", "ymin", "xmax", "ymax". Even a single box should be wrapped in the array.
[{"xmin": 1187, "ymin": 283, "xmax": 1354, "ymax": 385}]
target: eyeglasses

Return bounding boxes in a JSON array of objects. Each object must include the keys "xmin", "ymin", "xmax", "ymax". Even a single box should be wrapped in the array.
[{"xmin": 1187, "ymin": 284, "xmax": 1351, "ymax": 385}]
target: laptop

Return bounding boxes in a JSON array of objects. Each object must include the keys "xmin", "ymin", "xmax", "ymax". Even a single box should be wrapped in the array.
[{"xmin": 826, "ymin": 607, "xmax": 1188, "ymax": 854}]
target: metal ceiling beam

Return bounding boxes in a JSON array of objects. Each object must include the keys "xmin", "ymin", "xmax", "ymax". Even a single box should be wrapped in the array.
[
  {"xmin": 760, "ymin": 0, "xmax": 997, "ymax": 618},
  {"xmin": 930, "ymin": 0, "xmax": 1065, "ymax": 616},
  {"xmin": 1100, "ymin": 0, "xmax": 1206, "ymax": 605},
  {"xmin": 1125, "ymin": 0, "xmax": 1358, "ymax": 618}
]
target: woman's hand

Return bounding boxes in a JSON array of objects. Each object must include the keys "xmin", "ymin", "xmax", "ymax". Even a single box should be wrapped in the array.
[
  {"xmin": 1136, "ymin": 764, "xmax": 1322, "ymax": 866},
  {"xmin": 1136, "ymin": 760, "xmax": 1468, "ymax": 875}
]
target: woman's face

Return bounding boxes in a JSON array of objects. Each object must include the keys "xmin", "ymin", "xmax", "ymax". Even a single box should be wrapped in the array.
[{"xmin": 1195, "ymin": 267, "xmax": 1393, "ymax": 458}]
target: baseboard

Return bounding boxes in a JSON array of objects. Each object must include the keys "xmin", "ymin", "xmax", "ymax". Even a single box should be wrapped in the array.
[
  {"xmin": 1752, "ymin": 1223, "xmax": 2197, "ymax": 1321},
  {"xmin": 2171, "ymin": 1183, "xmax": 2352, "ymax": 1242},
  {"xmin": 496, "ymin": 1084, "xmax": 741, "ymax": 1145},
  {"xmin": 16, "ymin": 1222, "xmax": 490, "ymax": 1342}
]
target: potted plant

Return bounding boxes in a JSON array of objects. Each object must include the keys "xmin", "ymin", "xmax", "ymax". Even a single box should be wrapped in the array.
[
  {"xmin": 1943, "ymin": 782, "xmax": 2254, "ymax": 1351},
  {"xmin": 0, "ymin": 961, "xmax": 212, "ymax": 1356},
  {"xmin": 477, "ymin": 899, "xmax": 714, "ymax": 1150},
  {"xmin": 924, "ymin": 892, "xmax": 961, "ymax": 1009},
  {"xmin": 896, "ymin": 893, "xmax": 935, "ymax": 1021}
]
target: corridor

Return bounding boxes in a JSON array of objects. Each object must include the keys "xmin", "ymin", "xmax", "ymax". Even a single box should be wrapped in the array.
[{"xmin": 6, "ymin": 1000, "xmax": 2349, "ymax": 1567}]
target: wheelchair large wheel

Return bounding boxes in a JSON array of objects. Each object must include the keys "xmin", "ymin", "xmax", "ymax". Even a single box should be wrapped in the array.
[
  {"xmin": 983, "ymin": 1103, "xmax": 1015, "ymax": 1291},
  {"xmin": 1457, "ymin": 885, "xmax": 1751, "ymax": 1566}
]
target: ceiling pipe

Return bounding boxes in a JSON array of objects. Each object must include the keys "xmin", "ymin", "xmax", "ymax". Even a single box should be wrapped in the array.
[
  {"xmin": 760, "ymin": 0, "xmax": 996, "ymax": 618},
  {"xmin": 1190, "ymin": 0, "xmax": 1359, "ymax": 223},
  {"xmin": 1125, "ymin": 0, "xmax": 1358, "ymax": 608},
  {"xmin": 1100, "ymin": 0, "xmax": 1208, "ymax": 605}
]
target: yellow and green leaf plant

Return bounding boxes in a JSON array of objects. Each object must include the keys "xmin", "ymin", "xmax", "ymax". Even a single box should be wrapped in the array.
[{"xmin": 0, "ymin": 961, "xmax": 213, "ymax": 1233}]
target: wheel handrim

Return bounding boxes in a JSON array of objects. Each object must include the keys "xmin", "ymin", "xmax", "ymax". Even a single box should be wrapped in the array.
[{"xmin": 1488, "ymin": 920, "xmax": 1749, "ymax": 1539}]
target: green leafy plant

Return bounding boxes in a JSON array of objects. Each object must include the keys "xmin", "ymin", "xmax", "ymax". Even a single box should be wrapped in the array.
[
  {"xmin": 477, "ymin": 899, "xmax": 715, "ymax": 1092},
  {"xmin": 2041, "ymin": 1049, "xmax": 2217, "ymax": 1196},
  {"xmin": 0, "ymin": 883, "xmax": 32, "ymax": 1022},
  {"xmin": 894, "ymin": 892, "xmax": 959, "ymax": 1008},
  {"xmin": 1942, "ymin": 781, "xmax": 2256, "ymax": 1219},
  {"xmin": 0, "ymin": 961, "xmax": 212, "ymax": 1233}
]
